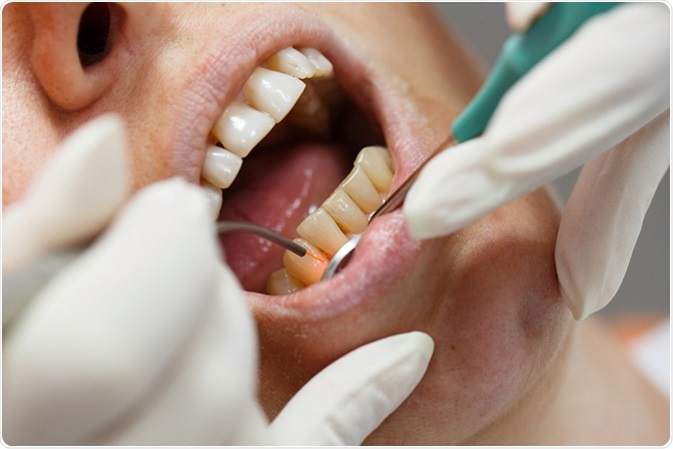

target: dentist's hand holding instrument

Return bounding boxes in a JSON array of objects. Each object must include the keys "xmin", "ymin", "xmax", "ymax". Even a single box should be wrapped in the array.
[
  {"xmin": 404, "ymin": 2, "xmax": 669, "ymax": 319},
  {"xmin": 2, "ymin": 115, "xmax": 433, "ymax": 445}
]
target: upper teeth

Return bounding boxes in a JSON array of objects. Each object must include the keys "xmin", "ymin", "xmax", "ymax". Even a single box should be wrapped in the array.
[
  {"xmin": 201, "ymin": 145, "xmax": 243, "ymax": 189},
  {"xmin": 200, "ymin": 46, "xmax": 333, "ymax": 215},
  {"xmin": 267, "ymin": 47, "xmax": 333, "ymax": 79}
]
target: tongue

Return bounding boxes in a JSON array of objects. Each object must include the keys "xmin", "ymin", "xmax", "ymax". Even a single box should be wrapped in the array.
[{"xmin": 218, "ymin": 142, "xmax": 350, "ymax": 292}]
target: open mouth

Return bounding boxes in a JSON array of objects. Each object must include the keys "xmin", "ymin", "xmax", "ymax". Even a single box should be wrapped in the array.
[{"xmin": 198, "ymin": 47, "xmax": 396, "ymax": 295}]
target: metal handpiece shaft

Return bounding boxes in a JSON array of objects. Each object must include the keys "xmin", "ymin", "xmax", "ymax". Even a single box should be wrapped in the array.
[
  {"xmin": 370, "ymin": 135, "xmax": 456, "ymax": 221},
  {"xmin": 323, "ymin": 4, "xmax": 622, "ymax": 282},
  {"xmin": 321, "ymin": 136, "xmax": 456, "ymax": 281}
]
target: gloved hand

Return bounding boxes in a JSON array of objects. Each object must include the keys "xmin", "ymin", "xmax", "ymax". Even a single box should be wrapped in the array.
[
  {"xmin": 3, "ymin": 115, "xmax": 434, "ymax": 445},
  {"xmin": 404, "ymin": 2, "xmax": 669, "ymax": 319}
]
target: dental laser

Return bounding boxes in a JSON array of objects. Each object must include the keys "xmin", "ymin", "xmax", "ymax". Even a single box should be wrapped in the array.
[{"xmin": 321, "ymin": 2, "xmax": 620, "ymax": 280}]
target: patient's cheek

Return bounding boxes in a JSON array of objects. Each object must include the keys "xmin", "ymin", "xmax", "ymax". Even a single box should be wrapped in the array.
[
  {"xmin": 434, "ymin": 193, "xmax": 566, "ymax": 369},
  {"xmin": 2, "ymin": 100, "xmax": 63, "ymax": 206},
  {"xmin": 441, "ymin": 190, "xmax": 564, "ymax": 339},
  {"xmin": 365, "ymin": 191, "xmax": 569, "ymax": 441}
]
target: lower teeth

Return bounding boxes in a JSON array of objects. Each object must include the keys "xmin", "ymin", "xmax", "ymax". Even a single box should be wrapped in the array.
[{"xmin": 267, "ymin": 145, "xmax": 394, "ymax": 295}]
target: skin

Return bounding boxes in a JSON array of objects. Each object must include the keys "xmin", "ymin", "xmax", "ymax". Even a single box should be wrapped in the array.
[{"xmin": 3, "ymin": 3, "xmax": 668, "ymax": 445}]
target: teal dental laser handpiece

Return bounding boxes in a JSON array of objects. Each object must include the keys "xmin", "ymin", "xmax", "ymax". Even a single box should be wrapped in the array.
[{"xmin": 322, "ymin": 2, "xmax": 621, "ymax": 280}]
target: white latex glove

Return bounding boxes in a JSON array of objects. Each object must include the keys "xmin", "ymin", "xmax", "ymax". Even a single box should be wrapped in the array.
[
  {"xmin": 3, "ymin": 115, "xmax": 434, "ymax": 445},
  {"xmin": 404, "ymin": 3, "xmax": 669, "ymax": 319},
  {"xmin": 504, "ymin": 2, "xmax": 551, "ymax": 32}
]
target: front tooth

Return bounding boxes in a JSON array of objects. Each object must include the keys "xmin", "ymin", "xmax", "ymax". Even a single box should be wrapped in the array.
[
  {"xmin": 199, "ymin": 178, "xmax": 223, "ymax": 220},
  {"xmin": 267, "ymin": 47, "xmax": 316, "ymax": 79},
  {"xmin": 341, "ymin": 165, "xmax": 382, "ymax": 213},
  {"xmin": 282, "ymin": 239, "xmax": 328, "ymax": 286},
  {"xmin": 356, "ymin": 146, "xmax": 394, "ymax": 192},
  {"xmin": 201, "ymin": 145, "xmax": 243, "ymax": 189},
  {"xmin": 322, "ymin": 189, "xmax": 368, "ymax": 234},
  {"xmin": 296, "ymin": 208, "xmax": 348, "ymax": 257},
  {"xmin": 212, "ymin": 101, "xmax": 275, "ymax": 158},
  {"xmin": 244, "ymin": 67, "xmax": 306, "ymax": 123},
  {"xmin": 299, "ymin": 48, "xmax": 333, "ymax": 77}
]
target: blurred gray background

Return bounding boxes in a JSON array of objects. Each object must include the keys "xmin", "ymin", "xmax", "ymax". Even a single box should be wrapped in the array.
[{"xmin": 433, "ymin": 3, "xmax": 669, "ymax": 316}]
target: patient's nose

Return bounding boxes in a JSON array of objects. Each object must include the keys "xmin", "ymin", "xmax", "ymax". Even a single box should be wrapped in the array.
[{"xmin": 29, "ymin": 3, "xmax": 121, "ymax": 111}]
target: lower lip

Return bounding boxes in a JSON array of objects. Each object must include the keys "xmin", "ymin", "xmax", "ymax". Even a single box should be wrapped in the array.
[{"xmin": 246, "ymin": 209, "xmax": 421, "ymax": 318}]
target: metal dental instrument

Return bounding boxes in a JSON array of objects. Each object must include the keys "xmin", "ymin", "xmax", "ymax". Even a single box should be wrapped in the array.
[
  {"xmin": 321, "ymin": 2, "xmax": 620, "ymax": 281},
  {"xmin": 321, "ymin": 135, "xmax": 455, "ymax": 280},
  {"xmin": 321, "ymin": 136, "xmax": 455, "ymax": 280},
  {"xmin": 3, "ymin": 221, "xmax": 304, "ymax": 329},
  {"xmin": 215, "ymin": 222, "xmax": 306, "ymax": 257}
]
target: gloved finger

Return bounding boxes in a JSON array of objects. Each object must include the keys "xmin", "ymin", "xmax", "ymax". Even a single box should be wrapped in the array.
[
  {"xmin": 269, "ymin": 331, "xmax": 434, "ymax": 446},
  {"xmin": 404, "ymin": 3, "xmax": 668, "ymax": 240},
  {"xmin": 3, "ymin": 179, "xmax": 219, "ymax": 446},
  {"xmin": 230, "ymin": 401, "xmax": 273, "ymax": 446},
  {"xmin": 505, "ymin": 2, "xmax": 551, "ymax": 32},
  {"xmin": 485, "ymin": 3, "xmax": 669, "ymax": 182},
  {"xmin": 404, "ymin": 137, "xmax": 526, "ymax": 239},
  {"xmin": 3, "ymin": 114, "xmax": 129, "ymax": 274},
  {"xmin": 556, "ymin": 111, "xmax": 670, "ymax": 320},
  {"xmin": 101, "ymin": 265, "xmax": 261, "ymax": 445}
]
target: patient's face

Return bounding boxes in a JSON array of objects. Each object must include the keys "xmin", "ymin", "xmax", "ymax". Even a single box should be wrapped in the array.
[{"xmin": 3, "ymin": 3, "xmax": 572, "ymax": 443}]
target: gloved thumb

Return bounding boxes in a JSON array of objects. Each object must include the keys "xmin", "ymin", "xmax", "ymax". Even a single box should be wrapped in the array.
[
  {"xmin": 403, "ymin": 138, "xmax": 523, "ymax": 240},
  {"xmin": 3, "ymin": 114, "xmax": 129, "ymax": 274},
  {"xmin": 269, "ymin": 331, "xmax": 434, "ymax": 445},
  {"xmin": 505, "ymin": 2, "xmax": 551, "ymax": 32},
  {"xmin": 3, "ymin": 179, "xmax": 220, "ymax": 445}
]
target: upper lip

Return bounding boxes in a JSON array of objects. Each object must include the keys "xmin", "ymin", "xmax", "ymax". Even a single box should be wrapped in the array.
[{"xmin": 165, "ymin": 4, "xmax": 425, "ymax": 317}]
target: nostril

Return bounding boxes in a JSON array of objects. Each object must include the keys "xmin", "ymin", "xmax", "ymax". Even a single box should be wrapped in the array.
[
  {"xmin": 30, "ymin": 3, "xmax": 124, "ymax": 111},
  {"xmin": 77, "ymin": 3, "xmax": 112, "ymax": 67}
]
